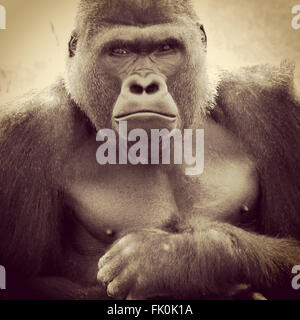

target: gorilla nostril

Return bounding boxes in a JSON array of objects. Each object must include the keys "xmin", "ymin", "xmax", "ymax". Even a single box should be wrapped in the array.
[
  {"xmin": 145, "ymin": 83, "xmax": 159, "ymax": 95},
  {"xmin": 130, "ymin": 84, "xmax": 144, "ymax": 95}
]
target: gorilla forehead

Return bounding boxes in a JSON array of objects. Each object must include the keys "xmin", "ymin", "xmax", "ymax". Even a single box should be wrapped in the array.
[{"xmin": 77, "ymin": 0, "xmax": 198, "ymax": 28}]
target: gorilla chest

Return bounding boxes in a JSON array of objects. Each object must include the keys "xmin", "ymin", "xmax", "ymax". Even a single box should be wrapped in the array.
[{"xmin": 63, "ymin": 158, "xmax": 178, "ymax": 238}]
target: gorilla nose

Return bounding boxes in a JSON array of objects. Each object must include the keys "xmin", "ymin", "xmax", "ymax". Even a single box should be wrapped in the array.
[
  {"xmin": 123, "ymin": 74, "xmax": 167, "ymax": 97},
  {"xmin": 130, "ymin": 83, "xmax": 159, "ymax": 95}
]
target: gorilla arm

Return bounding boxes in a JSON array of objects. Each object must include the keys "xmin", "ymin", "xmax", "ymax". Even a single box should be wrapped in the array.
[
  {"xmin": 97, "ymin": 221, "xmax": 300, "ymax": 300},
  {"xmin": 0, "ymin": 83, "xmax": 108, "ymax": 299}
]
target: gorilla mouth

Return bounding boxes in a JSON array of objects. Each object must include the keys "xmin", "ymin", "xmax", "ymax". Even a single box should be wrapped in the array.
[{"xmin": 114, "ymin": 111, "xmax": 177, "ymax": 122}]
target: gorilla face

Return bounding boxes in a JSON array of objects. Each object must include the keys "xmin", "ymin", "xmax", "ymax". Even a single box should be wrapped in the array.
[{"xmin": 65, "ymin": 0, "xmax": 210, "ymax": 133}]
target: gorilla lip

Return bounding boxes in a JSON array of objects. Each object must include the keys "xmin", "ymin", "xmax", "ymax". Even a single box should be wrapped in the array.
[{"xmin": 114, "ymin": 111, "xmax": 177, "ymax": 122}]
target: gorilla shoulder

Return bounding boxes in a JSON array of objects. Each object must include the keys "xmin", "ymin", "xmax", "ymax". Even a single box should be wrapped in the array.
[
  {"xmin": 215, "ymin": 63, "xmax": 297, "ymax": 111},
  {"xmin": 0, "ymin": 79, "xmax": 68, "ymax": 121},
  {"xmin": 0, "ymin": 79, "xmax": 81, "ymax": 163}
]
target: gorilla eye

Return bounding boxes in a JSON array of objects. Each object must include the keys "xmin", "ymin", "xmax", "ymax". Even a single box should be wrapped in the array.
[
  {"xmin": 111, "ymin": 48, "xmax": 130, "ymax": 56},
  {"xmin": 157, "ymin": 44, "xmax": 174, "ymax": 54}
]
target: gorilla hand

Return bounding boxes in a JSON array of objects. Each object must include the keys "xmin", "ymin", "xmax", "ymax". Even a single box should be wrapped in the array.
[
  {"xmin": 97, "ymin": 219, "xmax": 299, "ymax": 300},
  {"xmin": 96, "ymin": 227, "xmax": 259, "ymax": 300},
  {"xmin": 97, "ymin": 229, "xmax": 182, "ymax": 300}
]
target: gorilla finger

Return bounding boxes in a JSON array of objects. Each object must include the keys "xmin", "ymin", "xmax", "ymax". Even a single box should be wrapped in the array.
[
  {"xmin": 107, "ymin": 271, "xmax": 135, "ymax": 300},
  {"xmin": 98, "ymin": 253, "xmax": 113, "ymax": 269},
  {"xmin": 250, "ymin": 292, "xmax": 267, "ymax": 300},
  {"xmin": 97, "ymin": 266, "xmax": 115, "ymax": 286},
  {"xmin": 98, "ymin": 235, "xmax": 137, "ymax": 269},
  {"xmin": 98, "ymin": 246, "xmax": 123, "ymax": 269},
  {"xmin": 97, "ymin": 258, "xmax": 128, "ymax": 285}
]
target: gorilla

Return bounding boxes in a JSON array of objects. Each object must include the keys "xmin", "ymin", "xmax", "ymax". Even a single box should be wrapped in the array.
[{"xmin": 0, "ymin": 0, "xmax": 300, "ymax": 300}]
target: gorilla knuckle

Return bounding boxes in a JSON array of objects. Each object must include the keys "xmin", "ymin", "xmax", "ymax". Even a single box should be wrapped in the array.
[
  {"xmin": 122, "ymin": 243, "xmax": 138, "ymax": 257},
  {"xmin": 117, "ymin": 235, "xmax": 132, "ymax": 247},
  {"xmin": 98, "ymin": 257, "xmax": 105, "ymax": 269},
  {"xmin": 123, "ymin": 233, "xmax": 138, "ymax": 243},
  {"xmin": 97, "ymin": 267, "xmax": 111, "ymax": 284},
  {"xmin": 98, "ymin": 255, "xmax": 110, "ymax": 269}
]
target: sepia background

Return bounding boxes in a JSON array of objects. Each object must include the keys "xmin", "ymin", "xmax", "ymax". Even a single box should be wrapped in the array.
[{"xmin": 0, "ymin": 0, "xmax": 299, "ymax": 102}]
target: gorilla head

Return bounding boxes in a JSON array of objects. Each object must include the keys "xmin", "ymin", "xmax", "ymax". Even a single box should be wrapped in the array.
[{"xmin": 65, "ymin": 0, "xmax": 213, "ymax": 133}]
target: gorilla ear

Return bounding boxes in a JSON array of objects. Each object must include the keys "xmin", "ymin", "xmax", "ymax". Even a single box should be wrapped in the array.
[
  {"xmin": 69, "ymin": 33, "xmax": 78, "ymax": 58},
  {"xmin": 197, "ymin": 23, "xmax": 207, "ymax": 48}
]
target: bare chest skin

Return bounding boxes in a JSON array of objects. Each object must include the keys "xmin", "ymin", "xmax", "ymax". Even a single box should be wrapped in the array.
[
  {"xmin": 64, "ymin": 161, "xmax": 178, "ymax": 240},
  {"xmin": 62, "ymin": 118, "xmax": 258, "ymax": 255}
]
